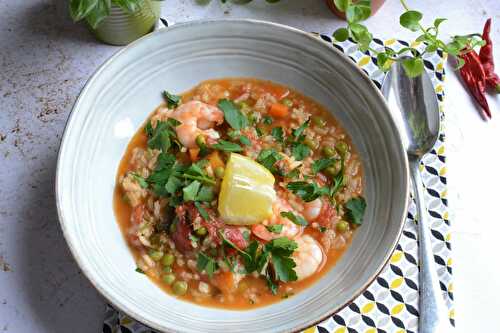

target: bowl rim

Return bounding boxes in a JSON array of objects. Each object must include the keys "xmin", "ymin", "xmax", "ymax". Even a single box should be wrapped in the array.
[{"xmin": 55, "ymin": 18, "xmax": 410, "ymax": 333}]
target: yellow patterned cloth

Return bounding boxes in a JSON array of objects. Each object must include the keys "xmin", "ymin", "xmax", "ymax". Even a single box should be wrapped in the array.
[{"xmin": 103, "ymin": 36, "xmax": 453, "ymax": 333}]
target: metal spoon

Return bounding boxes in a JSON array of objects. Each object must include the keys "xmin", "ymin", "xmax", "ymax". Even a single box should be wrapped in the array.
[{"xmin": 382, "ymin": 62, "xmax": 452, "ymax": 333}]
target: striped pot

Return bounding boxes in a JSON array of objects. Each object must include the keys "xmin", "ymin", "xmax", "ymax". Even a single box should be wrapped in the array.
[{"xmin": 91, "ymin": 1, "xmax": 161, "ymax": 46}]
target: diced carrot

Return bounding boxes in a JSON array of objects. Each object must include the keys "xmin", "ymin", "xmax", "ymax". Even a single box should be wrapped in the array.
[
  {"xmin": 189, "ymin": 148, "xmax": 200, "ymax": 162},
  {"xmin": 269, "ymin": 103, "xmax": 289, "ymax": 118},
  {"xmin": 212, "ymin": 271, "xmax": 236, "ymax": 294},
  {"xmin": 208, "ymin": 151, "xmax": 225, "ymax": 169}
]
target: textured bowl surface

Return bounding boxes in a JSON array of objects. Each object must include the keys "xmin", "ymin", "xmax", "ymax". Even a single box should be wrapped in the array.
[{"xmin": 56, "ymin": 20, "xmax": 409, "ymax": 333}]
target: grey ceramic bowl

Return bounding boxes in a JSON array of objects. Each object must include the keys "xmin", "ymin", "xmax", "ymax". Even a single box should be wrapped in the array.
[{"xmin": 56, "ymin": 19, "xmax": 409, "ymax": 333}]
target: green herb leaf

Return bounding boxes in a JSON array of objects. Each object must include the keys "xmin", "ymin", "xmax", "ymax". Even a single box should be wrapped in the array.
[
  {"xmin": 196, "ymin": 185, "xmax": 214, "ymax": 202},
  {"xmin": 266, "ymin": 275, "xmax": 279, "ymax": 295},
  {"xmin": 311, "ymin": 158, "xmax": 337, "ymax": 174},
  {"xmin": 131, "ymin": 172, "xmax": 148, "ymax": 189},
  {"xmin": 349, "ymin": 23, "xmax": 372, "ymax": 51},
  {"xmin": 135, "ymin": 267, "xmax": 145, "ymax": 274},
  {"xmin": 183, "ymin": 181, "xmax": 201, "ymax": 202},
  {"xmin": 287, "ymin": 181, "xmax": 329, "ymax": 202},
  {"xmin": 85, "ymin": 0, "xmax": 110, "ymax": 29},
  {"xmin": 69, "ymin": 0, "xmax": 98, "ymax": 21},
  {"xmin": 196, "ymin": 252, "xmax": 218, "ymax": 278},
  {"xmin": 344, "ymin": 196, "xmax": 367, "ymax": 225},
  {"xmin": 194, "ymin": 202, "xmax": 210, "ymax": 220},
  {"xmin": 218, "ymin": 99, "xmax": 248, "ymax": 130},
  {"xmin": 333, "ymin": 27, "xmax": 349, "ymax": 42},
  {"xmin": 400, "ymin": 10, "xmax": 423, "ymax": 32},
  {"xmin": 211, "ymin": 140, "xmax": 243, "ymax": 152},
  {"xmin": 280, "ymin": 211, "xmax": 308, "ymax": 226},
  {"xmin": 401, "ymin": 57, "xmax": 424, "ymax": 78},
  {"xmin": 433, "ymin": 18, "xmax": 447, "ymax": 29},
  {"xmin": 264, "ymin": 237, "xmax": 298, "ymax": 282},
  {"xmin": 333, "ymin": 0, "xmax": 348, "ymax": 12},
  {"xmin": 239, "ymin": 135, "xmax": 251, "ymax": 146},
  {"xmin": 266, "ymin": 224, "xmax": 284, "ymax": 234},
  {"xmin": 291, "ymin": 142, "xmax": 310, "ymax": 161},
  {"xmin": 163, "ymin": 91, "xmax": 181, "ymax": 108},
  {"xmin": 271, "ymin": 127, "xmax": 284, "ymax": 143},
  {"xmin": 346, "ymin": 0, "xmax": 371, "ymax": 24},
  {"xmin": 262, "ymin": 115, "xmax": 273, "ymax": 125},
  {"xmin": 292, "ymin": 119, "xmax": 310, "ymax": 139},
  {"xmin": 146, "ymin": 120, "xmax": 180, "ymax": 152},
  {"xmin": 256, "ymin": 148, "xmax": 283, "ymax": 172}
]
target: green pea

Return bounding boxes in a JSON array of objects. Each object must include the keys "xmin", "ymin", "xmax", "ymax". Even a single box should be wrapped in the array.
[
  {"xmin": 195, "ymin": 135, "xmax": 206, "ymax": 148},
  {"xmin": 324, "ymin": 166, "xmax": 340, "ymax": 178},
  {"xmin": 322, "ymin": 146, "xmax": 336, "ymax": 158},
  {"xmin": 303, "ymin": 137, "xmax": 317, "ymax": 149},
  {"xmin": 336, "ymin": 220, "xmax": 350, "ymax": 233},
  {"xmin": 163, "ymin": 273, "xmax": 176, "ymax": 285},
  {"xmin": 312, "ymin": 116, "xmax": 326, "ymax": 128},
  {"xmin": 335, "ymin": 141, "xmax": 349, "ymax": 156},
  {"xmin": 163, "ymin": 266, "xmax": 173, "ymax": 273},
  {"xmin": 161, "ymin": 253, "xmax": 175, "ymax": 266},
  {"xmin": 172, "ymin": 281, "xmax": 188, "ymax": 295},
  {"xmin": 148, "ymin": 250, "xmax": 164, "ymax": 262},
  {"xmin": 195, "ymin": 227, "xmax": 207, "ymax": 237},
  {"xmin": 281, "ymin": 98, "xmax": 293, "ymax": 107},
  {"xmin": 214, "ymin": 166, "xmax": 225, "ymax": 179}
]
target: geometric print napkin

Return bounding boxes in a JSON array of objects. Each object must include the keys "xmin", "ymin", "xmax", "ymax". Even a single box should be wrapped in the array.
[{"xmin": 103, "ymin": 34, "xmax": 453, "ymax": 333}]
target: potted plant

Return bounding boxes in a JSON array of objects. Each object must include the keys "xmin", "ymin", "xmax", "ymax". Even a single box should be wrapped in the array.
[
  {"xmin": 69, "ymin": 0, "xmax": 162, "ymax": 45},
  {"xmin": 325, "ymin": 0, "xmax": 386, "ymax": 19}
]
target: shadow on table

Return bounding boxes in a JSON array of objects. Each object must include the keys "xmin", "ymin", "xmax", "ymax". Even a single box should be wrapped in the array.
[{"xmin": 15, "ymin": 151, "xmax": 104, "ymax": 333}]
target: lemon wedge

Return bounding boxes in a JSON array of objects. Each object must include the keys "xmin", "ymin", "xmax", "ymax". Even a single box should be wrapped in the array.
[{"xmin": 218, "ymin": 153, "xmax": 276, "ymax": 225}]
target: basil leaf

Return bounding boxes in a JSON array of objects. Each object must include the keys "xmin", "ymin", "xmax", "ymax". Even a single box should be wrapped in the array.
[
  {"xmin": 280, "ymin": 211, "xmax": 308, "ymax": 226},
  {"xmin": 344, "ymin": 196, "xmax": 367, "ymax": 225},
  {"xmin": 211, "ymin": 140, "xmax": 244, "ymax": 152},
  {"xmin": 218, "ymin": 99, "xmax": 248, "ymax": 130},
  {"xmin": 400, "ymin": 10, "xmax": 423, "ymax": 32}
]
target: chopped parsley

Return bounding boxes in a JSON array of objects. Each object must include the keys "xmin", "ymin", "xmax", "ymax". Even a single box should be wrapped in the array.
[
  {"xmin": 262, "ymin": 115, "xmax": 273, "ymax": 125},
  {"xmin": 131, "ymin": 172, "xmax": 148, "ymax": 189},
  {"xmin": 256, "ymin": 148, "xmax": 283, "ymax": 172},
  {"xmin": 162, "ymin": 91, "xmax": 181, "ymax": 108},
  {"xmin": 145, "ymin": 118, "xmax": 181, "ymax": 153},
  {"xmin": 194, "ymin": 202, "xmax": 210, "ymax": 220},
  {"xmin": 286, "ymin": 181, "xmax": 329, "ymax": 202},
  {"xmin": 311, "ymin": 157, "xmax": 338, "ymax": 174},
  {"xmin": 196, "ymin": 252, "xmax": 218, "ymax": 278},
  {"xmin": 239, "ymin": 135, "xmax": 251, "ymax": 146},
  {"xmin": 271, "ymin": 127, "xmax": 284, "ymax": 143},
  {"xmin": 345, "ymin": 197, "xmax": 367, "ymax": 225},
  {"xmin": 135, "ymin": 267, "xmax": 145, "ymax": 274},
  {"xmin": 319, "ymin": 226, "xmax": 327, "ymax": 233},
  {"xmin": 291, "ymin": 142, "xmax": 310, "ymax": 161},
  {"xmin": 292, "ymin": 119, "xmax": 310, "ymax": 139},
  {"xmin": 280, "ymin": 211, "xmax": 308, "ymax": 226},
  {"xmin": 266, "ymin": 224, "xmax": 284, "ymax": 233},
  {"xmin": 218, "ymin": 99, "xmax": 248, "ymax": 130},
  {"xmin": 211, "ymin": 140, "xmax": 244, "ymax": 152}
]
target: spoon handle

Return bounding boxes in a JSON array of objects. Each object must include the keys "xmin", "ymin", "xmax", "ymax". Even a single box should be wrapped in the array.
[{"xmin": 411, "ymin": 160, "xmax": 452, "ymax": 333}]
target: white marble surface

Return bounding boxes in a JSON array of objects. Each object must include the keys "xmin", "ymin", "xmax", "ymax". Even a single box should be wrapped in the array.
[{"xmin": 0, "ymin": 1, "xmax": 499, "ymax": 332}]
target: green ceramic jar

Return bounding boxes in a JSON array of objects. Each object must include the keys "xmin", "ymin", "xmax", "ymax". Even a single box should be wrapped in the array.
[{"xmin": 91, "ymin": 0, "xmax": 161, "ymax": 46}]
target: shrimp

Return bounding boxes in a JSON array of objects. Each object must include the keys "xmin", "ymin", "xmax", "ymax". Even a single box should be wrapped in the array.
[
  {"xmin": 252, "ymin": 197, "xmax": 302, "ymax": 241},
  {"xmin": 292, "ymin": 235, "xmax": 324, "ymax": 281},
  {"xmin": 169, "ymin": 101, "xmax": 224, "ymax": 148},
  {"xmin": 303, "ymin": 198, "xmax": 323, "ymax": 221}
]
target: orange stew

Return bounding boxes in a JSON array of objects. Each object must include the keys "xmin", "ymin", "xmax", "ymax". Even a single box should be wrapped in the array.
[{"xmin": 114, "ymin": 78, "xmax": 365, "ymax": 309}]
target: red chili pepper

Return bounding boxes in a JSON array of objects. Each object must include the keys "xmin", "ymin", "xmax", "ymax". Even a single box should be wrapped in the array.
[
  {"xmin": 459, "ymin": 51, "xmax": 491, "ymax": 119},
  {"xmin": 479, "ymin": 18, "xmax": 500, "ymax": 93}
]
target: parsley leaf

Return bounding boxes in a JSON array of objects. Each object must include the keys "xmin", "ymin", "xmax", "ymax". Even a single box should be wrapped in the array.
[
  {"xmin": 196, "ymin": 252, "xmax": 218, "ymax": 278},
  {"xmin": 311, "ymin": 158, "xmax": 338, "ymax": 174},
  {"xmin": 262, "ymin": 115, "xmax": 273, "ymax": 125},
  {"xmin": 287, "ymin": 181, "xmax": 329, "ymax": 202},
  {"xmin": 239, "ymin": 135, "xmax": 251, "ymax": 146},
  {"xmin": 271, "ymin": 127, "xmax": 284, "ymax": 143},
  {"xmin": 146, "ymin": 119, "xmax": 181, "ymax": 152},
  {"xmin": 345, "ymin": 196, "xmax": 367, "ymax": 225},
  {"xmin": 291, "ymin": 142, "xmax": 310, "ymax": 161},
  {"xmin": 131, "ymin": 173, "xmax": 148, "ymax": 189},
  {"xmin": 266, "ymin": 224, "xmax": 284, "ymax": 233},
  {"xmin": 256, "ymin": 148, "xmax": 283, "ymax": 172},
  {"xmin": 135, "ymin": 267, "xmax": 145, "ymax": 274},
  {"xmin": 285, "ymin": 167, "xmax": 301, "ymax": 179},
  {"xmin": 264, "ymin": 237, "xmax": 298, "ymax": 282},
  {"xmin": 211, "ymin": 140, "xmax": 244, "ymax": 152},
  {"xmin": 280, "ymin": 211, "xmax": 308, "ymax": 226},
  {"xmin": 218, "ymin": 99, "xmax": 248, "ymax": 130},
  {"xmin": 183, "ymin": 180, "xmax": 201, "ymax": 202},
  {"xmin": 266, "ymin": 275, "xmax": 278, "ymax": 295},
  {"xmin": 194, "ymin": 202, "xmax": 210, "ymax": 220},
  {"xmin": 292, "ymin": 119, "xmax": 310, "ymax": 139},
  {"xmin": 163, "ymin": 91, "xmax": 181, "ymax": 108}
]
